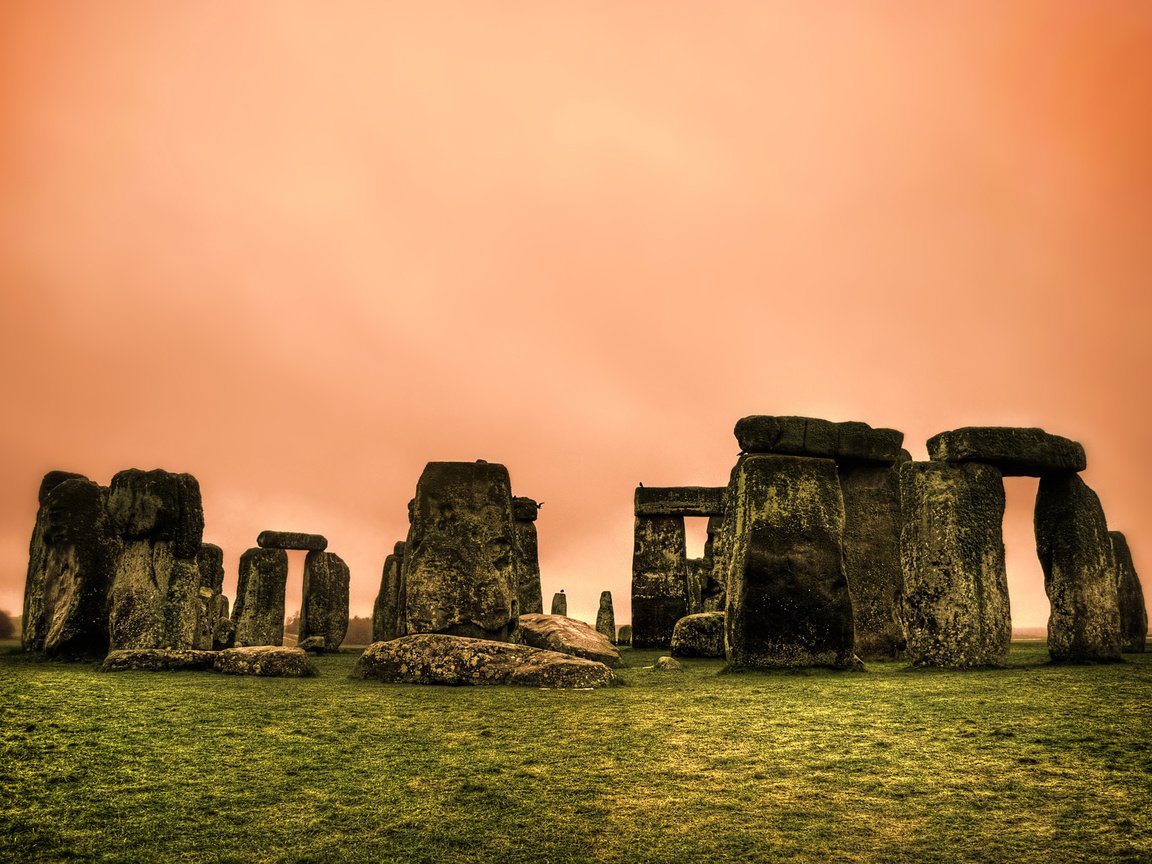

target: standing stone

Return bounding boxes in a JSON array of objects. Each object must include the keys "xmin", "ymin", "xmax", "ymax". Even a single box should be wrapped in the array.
[
  {"xmin": 299, "ymin": 550, "xmax": 350, "ymax": 651},
  {"xmin": 106, "ymin": 470, "xmax": 204, "ymax": 651},
  {"xmin": 1035, "ymin": 473, "xmax": 1122, "ymax": 663},
  {"xmin": 596, "ymin": 591, "xmax": 616, "ymax": 642},
  {"xmin": 372, "ymin": 541, "xmax": 406, "ymax": 642},
  {"xmin": 550, "ymin": 591, "xmax": 567, "ymax": 617},
  {"xmin": 513, "ymin": 497, "xmax": 544, "ymax": 615},
  {"xmin": 211, "ymin": 593, "xmax": 233, "ymax": 650},
  {"xmin": 402, "ymin": 461, "xmax": 520, "ymax": 642},
  {"xmin": 616, "ymin": 624, "xmax": 633, "ymax": 646},
  {"xmin": 701, "ymin": 514, "xmax": 726, "ymax": 612},
  {"xmin": 839, "ymin": 461, "xmax": 907, "ymax": 660},
  {"xmin": 724, "ymin": 454, "xmax": 857, "ymax": 669},
  {"xmin": 898, "ymin": 461, "xmax": 1011, "ymax": 668},
  {"xmin": 631, "ymin": 515, "xmax": 687, "ymax": 649},
  {"xmin": 194, "ymin": 543, "xmax": 226, "ymax": 650},
  {"xmin": 1111, "ymin": 532, "xmax": 1147, "ymax": 653},
  {"xmin": 231, "ymin": 547, "xmax": 289, "ymax": 647}
]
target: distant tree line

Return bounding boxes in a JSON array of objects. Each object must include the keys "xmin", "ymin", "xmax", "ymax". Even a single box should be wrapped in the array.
[{"xmin": 284, "ymin": 611, "xmax": 372, "ymax": 646}]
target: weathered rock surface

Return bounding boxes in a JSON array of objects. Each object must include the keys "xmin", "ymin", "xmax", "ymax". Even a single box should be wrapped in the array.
[
  {"xmin": 512, "ymin": 497, "xmax": 540, "ymax": 522},
  {"xmin": 898, "ymin": 461, "xmax": 1011, "ymax": 667},
  {"xmin": 196, "ymin": 543, "xmax": 225, "ymax": 593},
  {"xmin": 927, "ymin": 427, "xmax": 1086, "ymax": 477},
  {"xmin": 653, "ymin": 656, "xmax": 682, "ymax": 671},
  {"xmin": 194, "ymin": 543, "xmax": 226, "ymax": 650},
  {"xmin": 514, "ymin": 498, "xmax": 543, "ymax": 615},
  {"xmin": 256, "ymin": 531, "xmax": 328, "ymax": 551},
  {"xmin": 595, "ymin": 591, "xmax": 616, "ymax": 642},
  {"xmin": 299, "ymin": 550, "xmax": 350, "ymax": 651},
  {"xmin": 671, "ymin": 611, "xmax": 726, "ymax": 658},
  {"xmin": 108, "ymin": 540, "xmax": 202, "ymax": 651},
  {"xmin": 108, "ymin": 469, "xmax": 204, "ymax": 559},
  {"xmin": 100, "ymin": 649, "xmax": 218, "ymax": 672},
  {"xmin": 298, "ymin": 635, "xmax": 326, "ymax": 653},
  {"xmin": 631, "ymin": 515, "xmax": 688, "ymax": 648},
  {"xmin": 724, "ymin": 454, "xmax": 857, "ymax": 669},
  {"xmin": 518, "ymin": 613, "xmax": 621, "ymax": 667},
  {"xmin": 702, "ymin": 514, "xmax": 726, "ymax": 611},
  {"xmin": 634, "ymin": 487, "xmax": 726, "ymax": 517},
  {"xmin": 839, "ymin": 461, "xmax": 907, "ymax": 660},
  {"xmin": 38, "ymin": 471, "xmax": 88, "ymax": 505},
  {"xmin": 214, "ymin": 646, "xmax": 317, "ymax": 676},
  {"xmin": 402, "ymin": 461, "xmax": 520, "ymax": 641},
  {"xmin": 231, "ymin": 547, "xmax": 288, "ymax": 647},
  {"xmin": 550, "ymin": 591, "xmax": 567, "ymax": 616},
  {"xmin": 372, "ymin": 541, "xmax": 406, "ymax": 642},
  {"xmin": 734, "ymin": 416, "xmax": 905, "ymax": 464},
  {"xmin": 1111, "ymin": 532, "xmax": 1147, "ymax": 653},
  {"xmin": 351, "ymin": 634, "xmax": 616, "ymax": 688},
  {"xmin": 1036, "ymin": 473, "xmax": 1122, "ymax": 663},
  {"xmin": 616, "ymin": 624, "xmax": 632, "ymax": 646}
]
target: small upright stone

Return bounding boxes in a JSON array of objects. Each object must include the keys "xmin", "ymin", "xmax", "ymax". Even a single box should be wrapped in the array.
[
  {"xmin": 551, "ymin": 591, "xmax": 568, "ymax": 617},
  {"xmin": 299, "ymin": 550, "xmax": 350, "ymax": 651},
  {"xmin": 372, "ymin": 541, "xmax": 406, "ymax": 642},
  {"xmin": 194, "ymin": 543, "xmax": 226, "ymax": 651},
  {"xmin": 256, "ymin": 531, "xmax": 328, "ymax": 551},
  {"xmin": 1111, "ymin": 532, "xmax": 1147, "ymax": 653},
  {"xmin": 927, "ymin": 427, "xmax": 1086, "ymax": 476},
  {"xmin": 1036, "ymin": 473, "xmax": 1121, "ymax": 663},
  {"xmin": 231, "ymin": 547, "xmax": 289, "ymax": 647},
  {"xmin": 596, "ymin": 591, "xmax": 616, "ymax": 642},
  {"xmin": 616, "ymin": 624, "xmax": 633, "ymax": 646},
  {"xmin": 513, "ymin": 497, "xmax": 544, "ymax": 615}
]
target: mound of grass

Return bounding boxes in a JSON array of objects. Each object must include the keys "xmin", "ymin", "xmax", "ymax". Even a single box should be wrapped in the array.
[{"xmin": 1, "ymin": 642, "xmax": 1150, "ymax": 863}]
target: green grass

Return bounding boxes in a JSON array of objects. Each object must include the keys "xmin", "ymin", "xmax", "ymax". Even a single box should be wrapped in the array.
[{"xmin": 2, "ymin": 641, "xmax": 1151, "ymax": 864}]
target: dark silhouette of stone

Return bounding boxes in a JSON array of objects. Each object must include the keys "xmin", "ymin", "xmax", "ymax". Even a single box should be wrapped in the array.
[
  {"xmin": 734, "ymin": 416, "xmax": 905, "ymax": 464},
  {"xmin": 108, "ymin": 469, "xmax": 204, "ymax": 559},
  {"xmin": 595, "ymin": 591, "xmax": 616, "ymax": 642},
  {"xmin": 671, "ymin": 611, "xmax": 725, "ymax": 658},
  {"xmin": 256, "ymin": 531, "xmax": 328, "ymax": 551},
  {"xmin": 899, "ymin": 461, "xmax": 1011, "ymax": 667},
  {"xmin": 212, "ymin": 595, "xmax": 234, "ymax": 650},
  {"xmin": 194, "ymin": 543, "xmax": 226, "ymax": 650},
  {"xmin": 351, "ymin": 634, "xmax": 616, "ymax": 688},
  {"xmin": 1111, "ymin": 532, "xmax": 1147, "ymax": 653},
  {"xmin": 299, "ymin": 550, "xmax": 350, "ymax": 650},
  {"xmin": 724, "ymin": 454, "xmax": 857, "ymax": 670},
  {"xmin": 1036, "ymin": 473, "xmax": 1122, "ymax": 663},
  {"xmin": 231, "ymin": 547, "xmax": 288, "ymax": 647},
  {"xmin": 550, "ymin": 591, "xmax": 567, "ymax": 616},
  {"xmin": 634, "ymin": 487, "xmax": 726, "ymax": 517},
  {"xmin": 685, "ymin": 559, "xmax": 708, "ymax": 615},
  {"xmin": 372, "ymin": 541, "xmax": 406, "ymax": 642},
  {"xmin": 402, "ymin": 461, "xmax": 520, "ymax": 642},
  {"xmin": 513, "ymin": 497, "xmax": 543, "ymax": 615},
  {"xmin": 100, "ymin": 649, "xmax": 218, "ymax": 672},
  {"xmin": 631, "ymin": 515, "xmax": 687, "ymax": 648},
  {"xmin": 214, "ymin": 646, "xmax": 317, "ymax": 677},
  {"xmin": 196, "ymin": 543, "xmax": 224, "ymax": 593},
  {"xmin": 701, "ymin": 514, "xmax": 726, "ymax": 612},
  {"xmin": 927, "ymin": 427, "xmax": 1086, "ymax": 476},
  {"xmin": 616, "ymin": 624, "xmax": 632, "ymax": 646},
  {"xmin": 38, "ymin": 471, "xmax": 88, "ymax": 505},
  {"xmin": 518, "ymin": 613, "xmax": 621, "ymax": 667},
  {"xmin": 839, "ymin": 461, "xmax": 907, "ymax": 660}
]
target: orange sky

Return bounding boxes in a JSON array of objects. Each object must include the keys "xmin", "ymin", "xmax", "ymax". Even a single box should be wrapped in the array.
[{"xmin": 2, "ymin": 2, "xmax": 1150, "ymax": 629}]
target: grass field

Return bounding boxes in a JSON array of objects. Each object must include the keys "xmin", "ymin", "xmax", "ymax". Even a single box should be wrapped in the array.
[{"xmin": 2, "ymin": 641, "xmax": 1151, "ymax": 864}]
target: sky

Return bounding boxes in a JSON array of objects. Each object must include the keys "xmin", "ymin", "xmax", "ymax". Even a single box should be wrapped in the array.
[{"xmin": 2, "ymin": 2, "xmax": 1150, "ymax": 630}]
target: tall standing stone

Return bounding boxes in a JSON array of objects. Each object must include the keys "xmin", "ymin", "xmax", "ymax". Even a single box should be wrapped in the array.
[
  {"xmin": 724, "ymin": 454, "xmax": 856, "ymax": 669},
  {"xmin": 550, "ymin": 591, "xmax": 567, "ymax": 617},
  {"xmin": 631, "ymin": 515, "xmax": 687, "ymax": 648},
  {"xmin": 372, "ymin": 541, "xmax": 406, "ymax": 642},
  {"xmin": 513, "ymin": 497, "xmax": 544, "ymax": 615},
  {"xmin": 1035, "ymin": 473, "xmax": 1122, "ymax": 663},
  {"xmin": 194, "ymin": 543, "xmax": 227, "ymax": 650},
  {"xmin": 898, "ymin": 461, "xmax": 1011, "ymax": 667},
  {"xmin": 596, "ymin": 591, "xmax": 616, "ymax": 642},
  {"xmin": 402, "ymin": 461, "xmax": 520, "ymax": 642},
  {"xmin": 300, "ymin": 550, "xmax": 350, "ymax": 650},
  {"xmin": 232, "ymin": 547, "xmax": 289, "ymax": 647},
  {"xmin": 1111, "ymin": 532, "xmax": 1147, "ymax": 653}
]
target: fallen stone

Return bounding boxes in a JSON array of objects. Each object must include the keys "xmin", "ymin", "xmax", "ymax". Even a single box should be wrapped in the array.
[
  {"xmin": 214, "ymin": 646, "xmax": 317, "ymax": 677},
  {"xmin": 616, "ymin": 624, "xmax": 632, "ymax": 646},
  {"xmin": 734, "ymin": 416, "xmax": 905, "ymax": 464},
  {"xmin": 231, "ymin": 547, "xmax": 288, "ymax": 647},
  {"xmin": 595, "ymin": 591, "xmax": 616, "ymax": 643},
  {"xmin": 107, "ymin": 469, "xmax": 204, "ymax": 559},
  {"xmin": 631, "ymin": 515, "xmax": 688, "ymax": 648},
  {"xmin": 1036, "ymin": 473, "xmax": 1122, "ymax": 663},
  {"xmin": 514, "ymin": 499, "xmax": 543, "ymax": 615},
  {"xmin": 372, "ymin": 541, "xmax": 406, "ymax": 642},
  {"xmin": 550, "ymin": 591, "xmax": 568, "ymax": 616},
  {"xmin": 653, "ymin": 656, "xmax": 682, "ymax": 671},
  {"xmin": 634, "ymin": 487, "xmax": 726, "ymax": 517},
  {"xmin": 1111, "ymin": 532, "xmax": 1147, "ymax": 653},
  {"xmin": 256, "ymin": 531, "xmax": 328, "ymax": 551},
  {"xmin": 671, "ymin": 611, "xmax": 725, "ymax": 658},
  {"xmin": 299, "ymin": 550, "xmax": 350, "ymax": 650},
  {"xmin": 298, "ymin": 635, "xmax": 326, "ymax": 653},
  {"xmin": 351, "ymin": 634, "xmax": 616, "ymax": 688},
  {"xmin": 100, "ymin": 648, "xmax": 218, "ymax": 672},
  {"xmin": 518, "ymin": 613, "xmax": 621, "ymax": 667},
  {"xmin": 927, "ymin": 427, "xmax": 1086, "ymax": 476},
  {"xmin": 899, "ymin": 461, "xmax": 1011, "ymax": 667}
]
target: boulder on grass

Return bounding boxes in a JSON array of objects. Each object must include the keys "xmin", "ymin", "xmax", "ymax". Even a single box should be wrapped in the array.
[
  {"xmin": 100, "ymin": 649, "xmax": 218, "ymax": 672},
  {"xmin": 214, "ymin": 646, "xmax": 317, "ymax": 677},
  {"xmin": 518, "ymin": 613, "xmax": 621, "ymax": 667},
  {"xmin": 671, "ymin": 611, "xmax": 725, "ymax": 658}
]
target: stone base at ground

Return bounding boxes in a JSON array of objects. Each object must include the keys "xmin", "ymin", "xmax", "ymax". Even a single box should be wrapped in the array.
[
  {"xmin": 518, "ymin": 613, "xmax": 621, "ymax": 666},
  {"xmin": 214, "ymin": 646, "xmax": 317, "ymax": 677},
  {"xmin": 99, "ymin": 649, "xmax": 218, "ymax": 672},
  {"xmin": 671, "ymin": 612, "xmax": 725, "ymax": 658}
]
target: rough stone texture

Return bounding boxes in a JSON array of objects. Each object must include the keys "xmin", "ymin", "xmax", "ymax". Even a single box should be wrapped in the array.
[
  {"xmin": 256, "ymin": 531, "xmax": 328, "ymax": 551},
  {"xmin": 550, "ymin": 592, "xmax": 568, "ymax": 616},
  {"xmin": 401, "ymin": 461, "xmax": 520, "ymax": 642},
  {"xmin": 1111, "ymin": 532, "xmax": 1147, "ymax": 653},
  {"xmin": 212, "ymin": 595, "xmax": 234, "ymax": 650},
  {"xmin": 839, "ymin": 461, "xmax": 907, "ymax": 660},
  {"xmin": 927, "ymin": 427, "xmax": 1086, "ymax": 477},
  {"xmin": 298, "ymin": 635, "xmax": 326, "ymax": 653},
  {"xmin": 351, "ymin": 634, "xmax": 616, "ymax": 688},
  {"xmin": 631, "ymin": 515, "xmax": 687, "ymax": 648},
  {"xmin": 898, "ymin": 461, "xmax": 1011, "ymax": 668},
  {"xmin": 616, "ymin": 625, "xmax": 632, "ymax": 646},
  {"xmin": 670, "ymin": 611, "xmax": 726, "ymax": 658},
  {"xmin": 734, "ymin": 416, "xmax": 905, "ymax": 465},
  {"xmin": 194, "ymin": 587, "xmax": 219, "ymax": 650},
  {"xmin": 701, "ymin": 515, "xmax": 726, "ymax": 612},
  {"xmin": 214, "ymin": 646, "xmax": 317, "ymax": 677},
  {"xmin": 634, "ymin": 487, "xmax": 726, "ymax": 517},
  {"xmin": 231, "ymin": 547, "xmax": 289, "ymax": 647},
  {"xmin": 193, "ymin": 543, "xmax": 226, "ymax": 650},
  {"xmin": 299, "ymin": 550, "xmax": 350, "ymax": 650},
  {"xmin": 1036, "ymin": 473, "xmax": 1122, "ymax": 663},
  {"xmin": 518, "ymin": 613, "xmax": 621, "ymax": 667},
  {"xmin": 108, "ymin": 469, "xmax": 204, "ymax": 559},
  {"xmin": 724, "ymin": 454, "xmax": 857, "ymax": 670},
  {"xmin": 197, "ymin": 543, "xmax": 225, "ymax": 593},
  {"xmin": 514, "ymin": 499, "xmax": 544, "ymax": 615},
  {"xmin": 100, "ymin": 649, "xmax": 218, "ymax": 672},
  {"xmin": 653, "ymin": 656, "xmax": 682, "ymax": 671},
  {"xmin": 23, "ymin": 476, "xmax": 119, "ymax": 657},
  {"xmin": 595, "ymin": 591, "xmax": 616, "ymax": 642},
  {"xmin": 108, "ymin": 541, "xmax": 202, "ymax": 651},
  {"xmin": 372, "ymin": 541, "xmax": 406, "ymax": 642},
  {"xmin": 38, "ymin": 471, "xmax": 88, "ymax": 506}
]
